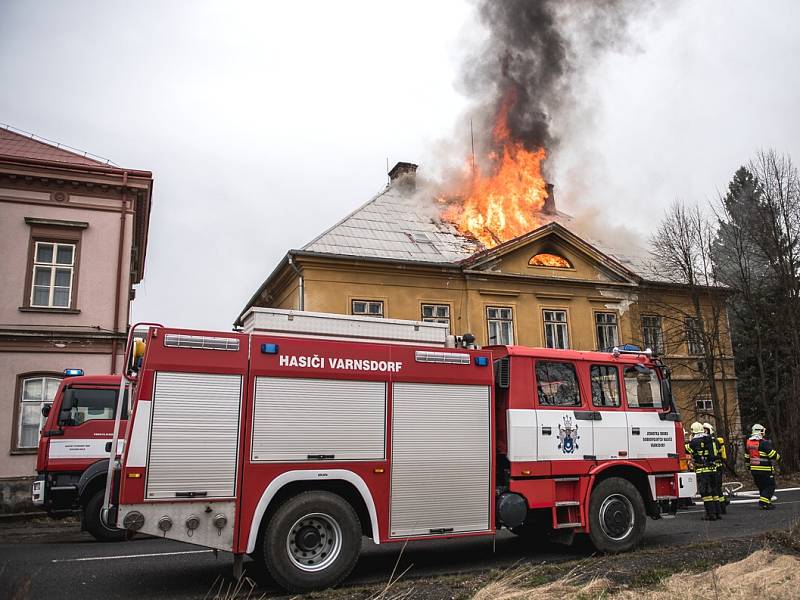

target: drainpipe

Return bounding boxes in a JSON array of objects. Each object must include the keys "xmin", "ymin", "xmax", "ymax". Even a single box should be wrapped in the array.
[
  {"xmin": 110, "ymin": 172, "xmax": 128, "ymax": 373},
  {"xmin": 288, "ymin": 255, "xmax": 304, "ymax": 311}
]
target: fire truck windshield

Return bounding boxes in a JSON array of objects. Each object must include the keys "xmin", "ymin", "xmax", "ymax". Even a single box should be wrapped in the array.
[{"xmin": 59, "ymin": 388, "xmax": 129, "ymax": 426}]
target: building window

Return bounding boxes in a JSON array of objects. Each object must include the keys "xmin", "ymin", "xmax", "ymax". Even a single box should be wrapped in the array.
[
  {"xmin": 543, "ymin": 309, "xmax": 569, "ymax": 349},
  {"xmin": 487, "ymin": 307, "xmax": 514, "ymax": 345},
  {"xmin": 30, "ymin": 242, "xmax": 75, "ymax": 308},
  {"xmin": 16, "ymin": 375, "xmax": 61, "ymax": 449},
  {"xmin": 695, "ymin": 395, "xmax": 713, "ymax": 413},
  {"xmin": 685, "ymin": 317, "xmax": 704, "ymax": 355},
  {"xmin": 351, "ymin": 300, "xmax": 383, "ymax": 317},
  {"xmin": 595, "ymin": 312, "xmax": 619, "ymax": 351},
  {"xmin": 641, "ymin": 315, "xmax": 664, "ymax": 354},
  {"xmin": 421, "ymin": 304, "xmax": 450, "ymax": 331},
  {"xmin": 529, "ymin": 253, "xmax": 572, "ymax": 268},
  {"xmin": 591, "ymin": 365, "xmax": 621, "ymax": 407}
]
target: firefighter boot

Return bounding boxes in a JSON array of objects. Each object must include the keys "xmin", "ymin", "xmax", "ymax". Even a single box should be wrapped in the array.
[
  {"xmin": 702, "ymin": 501, "xmax": 716, "ymax": 521},
  {"xmin": 714, "ymin": 500, "xmax": 722, "ymax": 519}
]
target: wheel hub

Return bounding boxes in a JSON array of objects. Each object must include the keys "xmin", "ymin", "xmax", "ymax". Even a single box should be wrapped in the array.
[
  {"xmin": 286, "ymin": 513, "xmax": 343, "ymax": 572},
  {"xmin": 599, "ymin": 494, "xmax": 634, "ymax": 541}
]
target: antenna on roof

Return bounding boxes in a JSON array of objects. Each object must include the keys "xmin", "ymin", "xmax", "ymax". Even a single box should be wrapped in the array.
[{"xmin": 470, "ymin": 119, "xmax": 476, "ymax": 180}]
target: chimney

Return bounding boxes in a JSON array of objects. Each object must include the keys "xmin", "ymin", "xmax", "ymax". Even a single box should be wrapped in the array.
[
  {"xmin": 388, "ymin": 161, "xmax": 418, "ymax": 191},
  {"xmin": 543, "ymin": 183, "xmax": 556, "ymax": 215}
]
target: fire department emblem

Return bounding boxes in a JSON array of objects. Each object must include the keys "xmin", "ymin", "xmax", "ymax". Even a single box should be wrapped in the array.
[{"xmin": 557, "ymin": 415, "xmax": 580, "ymax": 454}]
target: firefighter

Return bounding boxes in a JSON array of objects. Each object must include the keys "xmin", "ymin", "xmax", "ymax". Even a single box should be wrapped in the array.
[
  {"xmin": 685, "ymin": 421, "xmax": 720, "ymax": 520},
  {"xmin": 703, "ymin": 422, "xmax": 727, "ymax": 514},
  {"xmin": 747, "ymin": 424, "xmax": 780, "ymax": 510}
]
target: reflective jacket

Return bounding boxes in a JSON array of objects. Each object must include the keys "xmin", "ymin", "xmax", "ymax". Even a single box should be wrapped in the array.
[
  {"xmin": 685, "ymin": 434, "xmax": 717, "ymax": 474},
  {"xmin": 747, "ymin": 436, "xmax": 780, "ymax": 471},
  {"xmin": 714, "ymin": 436, "xmax": 727, "ymax": 467}
]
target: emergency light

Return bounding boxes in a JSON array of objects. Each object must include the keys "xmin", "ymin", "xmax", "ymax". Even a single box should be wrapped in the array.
[
  {"xmin": 474, "ymin": 356, "xmax": 489, "ymax": 367},
  {"xmin": 261, "ymin": 343, "xmax": 279, "ymax": 354},
  {"xmin": 64, "ymin": 368, "xmax": 84, "ymax": 377}
]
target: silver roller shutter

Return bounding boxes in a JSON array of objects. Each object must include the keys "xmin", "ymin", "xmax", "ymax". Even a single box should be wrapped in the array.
[
  {"xmin": 390, "ymin": 382, "xmax": 491, "ymax": 537},
  {"xmin": 252, "ymin": 377, "xmax": 386, "ymax": 462},
  {"xmin": 146, "ymin": 372, "xmax": 242, "ymax": 499}
]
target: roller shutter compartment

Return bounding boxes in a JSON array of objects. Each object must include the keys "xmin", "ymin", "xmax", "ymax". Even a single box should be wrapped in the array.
[
  {"xmin": 390, "ymin": 382, "xmax": 491, "ymax": 538},
  {"xmin": 251, "ymin": 377, "xmax": 386, "ymax": 462},
  {"xmin": 146, "ymin": 372, "xmax": 242, "ymax": 499}
]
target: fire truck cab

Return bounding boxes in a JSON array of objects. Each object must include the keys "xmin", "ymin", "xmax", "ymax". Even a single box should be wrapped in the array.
[
  {"xmin": 33, "ymin": 373, "xmax": 128, "ymax": 541},
  {"xmin": 107, "ymin": 309, "xmax": 691, "ymax": 592}
]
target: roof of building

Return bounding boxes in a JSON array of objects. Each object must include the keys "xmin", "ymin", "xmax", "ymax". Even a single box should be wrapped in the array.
[
  {"xmin": 0, "ymin": 125, "xmax": 115, "ymax": 168},
  {"xmin": 302, "ymin": 179, "xmax": 658, "ymax": 280}
]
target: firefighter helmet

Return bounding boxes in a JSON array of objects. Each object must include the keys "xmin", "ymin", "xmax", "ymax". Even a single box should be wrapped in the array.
[
  {"xmin": 703, "ymin": 422, "xmax": 714, "ymax": 434},
  {"xmin": 690, "ymin": 422, "xmax": 705, "ymax": 434},
  {"xmin": 751, "ymin": 423, "xmax": 766, "ymax": 435}
]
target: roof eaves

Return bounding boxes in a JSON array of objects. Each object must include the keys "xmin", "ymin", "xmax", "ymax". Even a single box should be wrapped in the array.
[{"xmin": 235, "ymin": 253, "xmax": 292, "ymax": 327}]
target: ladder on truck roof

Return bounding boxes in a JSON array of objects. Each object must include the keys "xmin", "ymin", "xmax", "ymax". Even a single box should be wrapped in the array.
[{"xmin": 238, "ymin": 307, "xmax": 454, "ymax": 347}]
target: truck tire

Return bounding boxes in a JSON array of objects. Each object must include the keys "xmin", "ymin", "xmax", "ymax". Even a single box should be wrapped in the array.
[
  {"xmin": 261, "ymin": 490, "xmax": 362, "ymax": 593},
  {"xmin": 587, "ymin": 477, "xmax": 645, "ymax": 553},
  {"xmin": 84, "ymin": 490, "xmax": 126, "ymax": 542}
]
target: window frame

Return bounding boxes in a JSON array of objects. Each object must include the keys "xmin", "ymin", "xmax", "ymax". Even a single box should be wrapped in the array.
[
  {"xmin": 420, "ymin": 303, "xmax": 451, "ymax": 332},
  {"xmin": 590, "ymin": 364, "xmax": 622, "ymax": 408},
  {"xmin": 29, "ymin": 241, "xmax": 76, "ymax": 308},
  {"xmin": 534, "ymin": 360, "xmax": 582, "ymax": 408},
  {"xmin": 542, "ymin": 308, "xmax": 570, "ymax": 349},
  {"xmin": 351, "ymin": 299, "xmax": 384, "ymax": 318},
  {"xmin": 641, "ymin": 314, "xmax": 664, "ymax": 354},
  {"xmin": 486, "ymin": 306, "xmax": 514, "ymax": 345},
  {"xmin": 11, "ymin": 372, "xmax": 62, "ymax": 453},
  {"xmin": 21, "ymin": 219, "xmax": 85, "ymax": 313},
  {"xmin": 594, "ymin": 311, "xmax": 620, "ymax": 351},
  {"xmin": 685, "ymin": 317, "xmax": 705, "ymax": 356},
  {"xmin": 695, "ymin": 395, "xmax": 713, "ymax": 414}
]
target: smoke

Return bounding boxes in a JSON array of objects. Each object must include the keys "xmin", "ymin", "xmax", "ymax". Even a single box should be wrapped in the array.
[{"xmin": 462, "ymin": 0, "xmax": 654, "ymax": 161}]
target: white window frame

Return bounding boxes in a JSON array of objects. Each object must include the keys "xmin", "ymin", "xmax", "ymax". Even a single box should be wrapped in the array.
[
  {"xmin": 30, "ymin": 241, "xmax": 75, "ymax": 308},
  {"xmin": 351, "ymin": 299, "xmax": 384, "ymax": 318},
  {"xmin": 543, "ymin": 309, "xmax": 569, "ymax": 349},
  {"xmin": 595, "ymin": 312, "xmax": 619, "ymax": 351},
  {"xmin": 641, "ymin": 315, "xmax": 664, "ymax": 354},
  {"xmin": 695, "ymin": 395, "xmax": 713, "ymax": 413},
  {"xmin": 18, "ymin": 375, "xmax": 61, "ymax": 449},
  {"xmin": 487, "ymin": 307, "xmax": 514, "ymax": 345},
  {"xmin": 421, "ymin": 303, "xmax": 450, "ymax": 331}
]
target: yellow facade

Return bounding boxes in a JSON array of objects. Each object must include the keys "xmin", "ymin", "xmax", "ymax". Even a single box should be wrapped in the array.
[{"xmin": 240, "ymin": 222, "xmax": 739, "ymax": 433}]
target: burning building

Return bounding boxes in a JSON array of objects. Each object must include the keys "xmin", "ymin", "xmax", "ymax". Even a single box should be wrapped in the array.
[{"xmin": 237, "ymin": 160, "xmax": 739, "ymax": 428}]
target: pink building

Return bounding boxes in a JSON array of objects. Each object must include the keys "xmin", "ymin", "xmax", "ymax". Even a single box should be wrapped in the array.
[{"xmin": 0, "ymin": 127, "xmax": 153, "ymax": 507}]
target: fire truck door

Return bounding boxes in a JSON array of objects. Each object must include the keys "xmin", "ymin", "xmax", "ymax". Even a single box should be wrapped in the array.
[
  {"xmin": 622, "ymin": 366, "xmax": 676, "ymax": 459},
  {"xmin": 534, "ymin": 361, "xmax": 593, "ymax": 463}
]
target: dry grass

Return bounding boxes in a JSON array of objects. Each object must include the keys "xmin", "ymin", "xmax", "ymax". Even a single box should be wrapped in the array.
[{"xmin": 471, "ymin": 549, "xmax": 799, "ymax": 600}]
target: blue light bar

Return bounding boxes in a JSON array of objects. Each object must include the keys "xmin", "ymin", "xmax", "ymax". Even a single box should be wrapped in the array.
[
  {"xmin": 64, "ymin": 368, "xmax": 84, "ymax": 377},
  {"xmin": 261, "ymin": 343, "xmax": 279, "ymax": 354},
  {"xmin": 474, "ymin": 356, "xmax": 489, "ymax": 367}
]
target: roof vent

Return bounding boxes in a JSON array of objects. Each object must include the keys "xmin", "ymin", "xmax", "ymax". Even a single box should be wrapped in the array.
[{"xmin": 388, "ymin": 161, "xmax": 418, "ymax": 191}]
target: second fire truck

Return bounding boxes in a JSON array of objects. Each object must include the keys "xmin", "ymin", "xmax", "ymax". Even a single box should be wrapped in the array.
[{"xmin": 104, "ymin": 308, "xmax": 694, "ymax": 592}]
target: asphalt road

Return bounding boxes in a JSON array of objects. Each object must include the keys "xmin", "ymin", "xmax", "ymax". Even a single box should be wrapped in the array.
[{"xmin": 2, "ymin": 487, "xmax": 799, "ymax": 600}]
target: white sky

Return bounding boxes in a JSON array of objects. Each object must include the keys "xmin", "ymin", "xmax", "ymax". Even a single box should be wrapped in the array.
[{"xmin": 2, "ymin": 1, "xmax": 799, "ymax": 330}]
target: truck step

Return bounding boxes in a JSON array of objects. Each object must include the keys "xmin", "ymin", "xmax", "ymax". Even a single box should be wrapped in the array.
[
  {"xmin": 555, "ymin": 501, "xmax": 580, "ymax": 507},
  {"xmin": 554, "ymin": 522, "xmax": 582, "ymax": 529}
]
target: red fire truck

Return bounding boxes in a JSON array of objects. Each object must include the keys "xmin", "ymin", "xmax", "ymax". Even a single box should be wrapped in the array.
[
  {"xmin": 32, "ymin": 372, "xmax": 128, "ymax": 541},
  {"xmin": 104, "ymin": 309, "xmax": 693, "ymax": 592}
]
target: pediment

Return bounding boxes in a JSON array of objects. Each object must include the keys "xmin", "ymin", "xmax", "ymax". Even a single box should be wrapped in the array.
[{"xmin": 464, "ymin": 223, "xmax": 639, "ymax": 284}]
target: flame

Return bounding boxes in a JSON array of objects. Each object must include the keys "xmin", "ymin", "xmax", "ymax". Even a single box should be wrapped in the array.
[
  {"xmin": 442, "ymin": 91, "xmax": 549, "ymax": 248},
  {"xmin": 530, "ymin": 253, "xmax": 571, "ymax": 268}
]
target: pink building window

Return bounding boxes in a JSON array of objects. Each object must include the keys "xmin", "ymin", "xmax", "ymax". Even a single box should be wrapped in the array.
[{"xmin": 30, "ymin": 242, "xmax": 75, "ymax": 308}]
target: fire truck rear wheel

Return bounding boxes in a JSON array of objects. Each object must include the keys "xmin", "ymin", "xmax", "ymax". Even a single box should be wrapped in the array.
[
  {"xmin": 587, "ymin": 477, "xmax": 645, "ymax": 553},
  {"xmin": 84, "ymin": 490, "xmax": 126, "ymax": 542},
  {"xmin": 262, "ymin": 490, "xmax": 362, "ymax": 592}
]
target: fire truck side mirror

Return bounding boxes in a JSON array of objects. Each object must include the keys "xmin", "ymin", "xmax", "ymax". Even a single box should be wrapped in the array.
[{"xmin": 41, "ymin": 404, "xmax": 51, "ymax": 418}]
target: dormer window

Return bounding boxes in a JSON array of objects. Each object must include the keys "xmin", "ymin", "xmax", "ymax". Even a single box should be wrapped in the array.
[{"xmin": 529, "ymin": 253, "xmax": 571, "ymax": 268}]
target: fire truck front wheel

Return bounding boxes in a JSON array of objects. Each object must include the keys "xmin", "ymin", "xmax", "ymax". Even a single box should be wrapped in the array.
[
  {"xmin": 84, "ymin": 490, "xmax": 126, "ymax": 542},
  {"xmin": 262, "ymin": 490, "xmax": 362, "ymax": 592},
  {"xmin": 587, "ymin": 477, "xmax": 646, "ymax": 553}
]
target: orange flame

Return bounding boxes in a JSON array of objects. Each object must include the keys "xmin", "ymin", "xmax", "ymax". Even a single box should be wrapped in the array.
[
  {"xmin": 443, "ymin": 92, "xmax": 549, "ymax": 248},
  {"xmin": 530, "ymin": 253, "xmax": 571, "ymax": 268}
]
